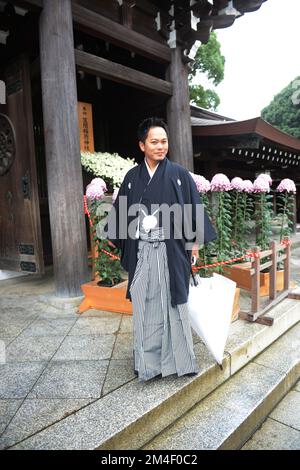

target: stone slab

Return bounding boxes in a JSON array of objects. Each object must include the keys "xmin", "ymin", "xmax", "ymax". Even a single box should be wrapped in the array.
[
  {"xmin": 112, "ymin": 333, "xmax": 133, "ymax": 359},
  {"xmin": 241, "ymin": 418, "xmax": 300, "ymax": 450},
  {"xmin": 102, "ymin": 359, "xmax": 136, "ymax": 396},
  {"xmin": 27, "ymin": 360, "xmax": 109, "ymax": 399},
  {"xmin": 0, "ymin": 362, "xmax": 48, "ymax": 399},
  {"xmin": 52, "ymin": 335, "xmax": 115, "ymax": 361},
  {"xmin": 6, "ymin": 335, "xmax": 65, "ymax": 362},
  {"xmin": 19, "ymin": 317, "xmax": 77, "ymax": 337},
  {"xmin": 68, "ymin": 316, "xmax": 121, "ymax": 336},
  {"xmin": 0, "ymin": 398, "xmax": 92, "ymax": 450},
  {"xmin": 9, "ymin": 357, "xmax": 230, "ymax": 450},
  {"xmin": 269, "ymin": 390, "xmax": 300, "ymax": 431},
  {"xmin": 294, "ymin": 380, "xmax": 300, "ymax": 392},
  {"xmin": 144, "ymin": 361, "xmax": 284, "ymax": 450},
  {"xmin": 227, "ymin": 298, "xmax": 300, "ymax": 374},
  {"xmin": 0, "ymin": 399, "xmax": 22, "ymax": 435}
]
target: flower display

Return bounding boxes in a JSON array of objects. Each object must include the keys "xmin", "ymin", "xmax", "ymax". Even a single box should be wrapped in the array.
[
  {"xmin": 230, "ymin": 177, "xmax": 254, "ymax": 253},
  {"xmin": 230, "ymin": 177, "xmax": 244, "ymax": 192},
  {"xmin": 81, "ymin": 151, "xmax": 136, "ymax": 191},
  {"xmin": 276, "ymin": 178, "xmax": 296, "ymax": 241},
  {"xmin": 190, "ymin": 172, "xmax": 211, "ymax": 193},
  {"xmin": 241, "ymin": 180, "xmax": 254, "ymax": 193},
  {"xmin": 276, "ymin": 178, "xmax": 296, "ymax": 193},
  {"xmin": 253, "ymin": 175, "xmax": 273, "ymax": 249},
  {"xmin": 253, "ymin": 177, "xmax": 271, "ymax": 193},
  {"xmin": 255, "ymin": 173, "xmax": 272, "ymax": 186},
  {"xmin": 210, "ymin": 173, "xmax": 231, "ymax": 192},
  {"xmin": 86, "ymin": 178, "xmax": 107, "ymax": 200}
]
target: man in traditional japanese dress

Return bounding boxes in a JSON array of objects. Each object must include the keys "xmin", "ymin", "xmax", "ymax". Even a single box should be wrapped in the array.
[{"xmin": 105, "ymin": 117, "xmax": 217, "ymax": 381}]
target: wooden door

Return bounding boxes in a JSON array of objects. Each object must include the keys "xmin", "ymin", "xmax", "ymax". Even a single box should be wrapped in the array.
[{"xmin": 0, "ymin": 55, "xmax": 44, "ymax": 274}]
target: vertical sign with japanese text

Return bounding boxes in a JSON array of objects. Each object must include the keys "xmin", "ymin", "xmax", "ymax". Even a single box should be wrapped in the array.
[{"xmin": 78, "ymin": 102, "xmax": 95, "ymax": 152}]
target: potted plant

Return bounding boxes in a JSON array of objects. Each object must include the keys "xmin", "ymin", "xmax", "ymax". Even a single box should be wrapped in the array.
[
  {"xmin": 223, "ymin": 174, "xmax": 294, "ymax": 295},
  {"xmin": 79, "ymin": 151, "xmax": 136, "ymax": 314},
  {"xmin": 190, "ymin": 172, "xmax": 240, "ymax": 321}
]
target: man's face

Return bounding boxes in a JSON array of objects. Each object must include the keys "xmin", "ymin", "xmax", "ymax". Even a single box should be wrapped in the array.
[{"xmin": 139, "ymin": 126, "xmax": 168, "ymax": 164}]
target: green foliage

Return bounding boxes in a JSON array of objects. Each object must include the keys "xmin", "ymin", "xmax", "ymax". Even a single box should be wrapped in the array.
[
  {"xmin": 87, "ymin": 197, "xmax": 123, "ymax": 286},
  {"xmin": 188, "ymin": 32, "xmax": 225, "ymax": 110},
  {"xmin": 231, "ymin": 191, "xmax": 254, "ymax": 255},
  {"xmin": 277, "ymin": 192, "xmax": 295, "ymax": 241},
  {"xmin": 261, "ymin": 76, "xmax": 300, "ymax": 138},
  {"xmin": 208, "ymin": 191, "xmax": 233, "ymax": 273},
  {"xmin": 197, "ymin": 193, "xmax": 216, "ymax": 277},
  {"xmin": 189, "ymin": 85, "xmax": 220, "ymax": 110},
  {"xmin": 255, "ymin": 193, "xmax": 274, "ymax": 251},
  {"xmin": 94, "ymin": 239, "xmax": 123, "ymax": 286}
]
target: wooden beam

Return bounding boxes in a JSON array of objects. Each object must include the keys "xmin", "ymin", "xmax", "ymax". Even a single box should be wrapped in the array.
[
  {"xmin": 167, "ymin": 47, "xmax": 194, "ymax": 170},
  {"xmin": 72, "ymin": 2, "xmax": 171, "ymax": 64},
  {"xmin": 39, "ymin": 0, "xmax": 89, "ymax": 297},
  {"xmin": 11, "ymin": 1, "xmax": 171, "ymax": 63},
  {"xmin": 75, "ymin": 49, "xmax": 172, "ymax": 96}
]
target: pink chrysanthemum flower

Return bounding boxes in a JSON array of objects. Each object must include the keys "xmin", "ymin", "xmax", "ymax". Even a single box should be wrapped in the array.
[
  {"xmin": 190, "ymin": 172, "xmax": 211, "ymax": 193},
  {"xmin": 86, "ymin": 178, "xmax": 107, "ymax": 200},
  {"xmin": 112, "ymin": 187, "xmax": 120, "ymax": 203},
  {"xmin": 241, "ymin": 180, "xmax": 254, "ymax": 193},
  {"xmin": 256, "ymin": 173, "xmax": 272, "ymax": 186},
  {"xmin": 210, "ymin": 173, "xmax": 231, "ymax": 192},
  {"xmin": 231, "ymin": 177, "xmax": 244, "ymax": 192},
  {"xmin": 276, "ymin": 178, "xmax": 296, "ymax": 193},
  {"xmin": 253, "ymin": 177, "xmax": 270, "ymax": 193}
]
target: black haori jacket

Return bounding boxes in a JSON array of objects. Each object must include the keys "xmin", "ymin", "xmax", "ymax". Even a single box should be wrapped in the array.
[{"xmin": 105, "ymin": 157, "xmax": 217, "ymax": 307}]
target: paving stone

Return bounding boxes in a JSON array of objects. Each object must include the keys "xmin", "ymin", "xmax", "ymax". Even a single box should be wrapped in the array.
[
  {"xmin": 119, "ymin": 315, "xmax": 133, "ymax": 334},
  {"xmin": 112, "ymin": 333, "xmax": 133, "ymax": 359},
  {"xmin": 0, "ymin": 362, "xmax": 47, "ymax": 399},
  {"xmin": 6, "ymin": 335, "xmax": 65, "ymax": 362},
  {"xmin": 254, "ymin": 321, "xmax": 300, "ymax": 373},
  {"xmin": 102, "ymin": 359, "xmax": 136, "ymax": 395},
  {"xmin": 270, "ymin": 391, "xmax": 300, "ymax": 431},
  {"xmin": 19, "ymin": 317, "xmax": 77, "ymax": 337},
  {"xmin": 9, "ymin": 374, "xmax": 200, "ymax": 450},
  {"xmin": 52, "ymin": 335, "xmax": 115, "ymax": 361},
  {"xmin": 145, "ymin": 401, "xmax": 243, "ymax": 450},
  {"xmin": 0, "ymin": 398, "xmax": 92, "ymax": 449},
  {"xmin": 69, "ymin": 316, "xmax": 121, "ymax": 336},
  {"xmin": 27, "ymin": 361, "xmax": 109, "ymax": 399},
  {"xmin": 0, "ymin": 399, "xmax": 22, "ymax": 434},
  {"xmin": 0, "ymin": 317, "xmax": 38, "ymax": 337},
  {"xmin": 293, "ymin": 380, "xmax": 300, "ymax": 392},
  {"xmin": 242, "ymin": 418, "xmax": 300, "ymax": 450},
  {"xmin": 145, "ymin": 361, "xmax": 283, "ymax": 450},
  {"xmin": 79, "ymin": 309, "xmax": 122, "ymax": 319}
]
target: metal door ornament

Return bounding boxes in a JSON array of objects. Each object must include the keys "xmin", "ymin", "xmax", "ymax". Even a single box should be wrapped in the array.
[{"xmin": 0, "ymin": 114, "xmax": 16, "ymax": 176}]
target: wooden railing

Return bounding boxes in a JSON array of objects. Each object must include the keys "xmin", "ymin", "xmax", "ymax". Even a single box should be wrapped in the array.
[{"xmin": 240, "ymin": 237, "xmax": 298, "ymax": 325}]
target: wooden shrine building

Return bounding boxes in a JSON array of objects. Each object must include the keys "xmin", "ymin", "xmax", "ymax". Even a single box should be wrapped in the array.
[
  {"xmin": 0, "ymin": 0, "xmax": 267, "ymax": 297},
  {"xmin": 191, "ymin": 106, "xmax": 300, "ymax": 229}
]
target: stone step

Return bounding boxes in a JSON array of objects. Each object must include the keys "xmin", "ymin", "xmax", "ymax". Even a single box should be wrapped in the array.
[
  {"xmin": 8, "ymin": 298, "xmax": 300, "ymax": 450},
  {"xmin": 143, "ymin": 321, "xmax": 300, "ymax": 450}
]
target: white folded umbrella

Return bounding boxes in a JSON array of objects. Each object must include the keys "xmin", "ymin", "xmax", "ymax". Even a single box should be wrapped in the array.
[{"xmin": 188, "ymin": 273, "xmax": 236, "ymax": 365}]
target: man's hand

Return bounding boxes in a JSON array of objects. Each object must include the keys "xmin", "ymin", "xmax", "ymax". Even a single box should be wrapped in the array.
[
  {"xmin": 191, "ymin": 243, "xmax": 199, "ymax": 265},
  {"xmin": 108, "ymin": 240, "xmax": 116, "ymax": 249}
]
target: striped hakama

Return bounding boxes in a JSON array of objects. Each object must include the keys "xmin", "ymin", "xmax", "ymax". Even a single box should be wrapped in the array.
[{"xmin": 130, "ymin": 226, "xmax": 200, "ymax": 382}]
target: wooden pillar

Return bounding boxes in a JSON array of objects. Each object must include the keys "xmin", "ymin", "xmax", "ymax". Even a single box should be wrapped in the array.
[
  {"xmin": 39, "ymin": 0, "xmax": 89, "ymax": 297},
  {"xmin": 166, "ymin": 47, "xmax": 194, "ymax": 171}
]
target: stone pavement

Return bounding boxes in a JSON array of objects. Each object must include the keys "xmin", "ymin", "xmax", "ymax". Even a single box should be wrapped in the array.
[
  {"xmin": 0, "ymin": 233, "xmax": 299, "ymax": 450},
  {"xmin": 242, "ymin": 378, "xmax": 300, "ymax": 450}
]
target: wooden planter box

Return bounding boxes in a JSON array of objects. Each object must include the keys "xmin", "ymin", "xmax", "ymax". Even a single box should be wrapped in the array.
[
  {"xmin": 79, "ymin": 279, "xmax": 240, "ymax": 322},
  {"xmin": 79, "ymin": 279, "xmax": 133, "ymax": 314},
  {"xmin": 223, "ymin": 262, "xmax": 288, "ymax": 296}
]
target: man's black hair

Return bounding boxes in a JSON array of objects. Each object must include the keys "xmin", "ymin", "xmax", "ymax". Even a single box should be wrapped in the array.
[{"xmin": 137, "ymin": 117, "xmax": 169, "ymax": 143}]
